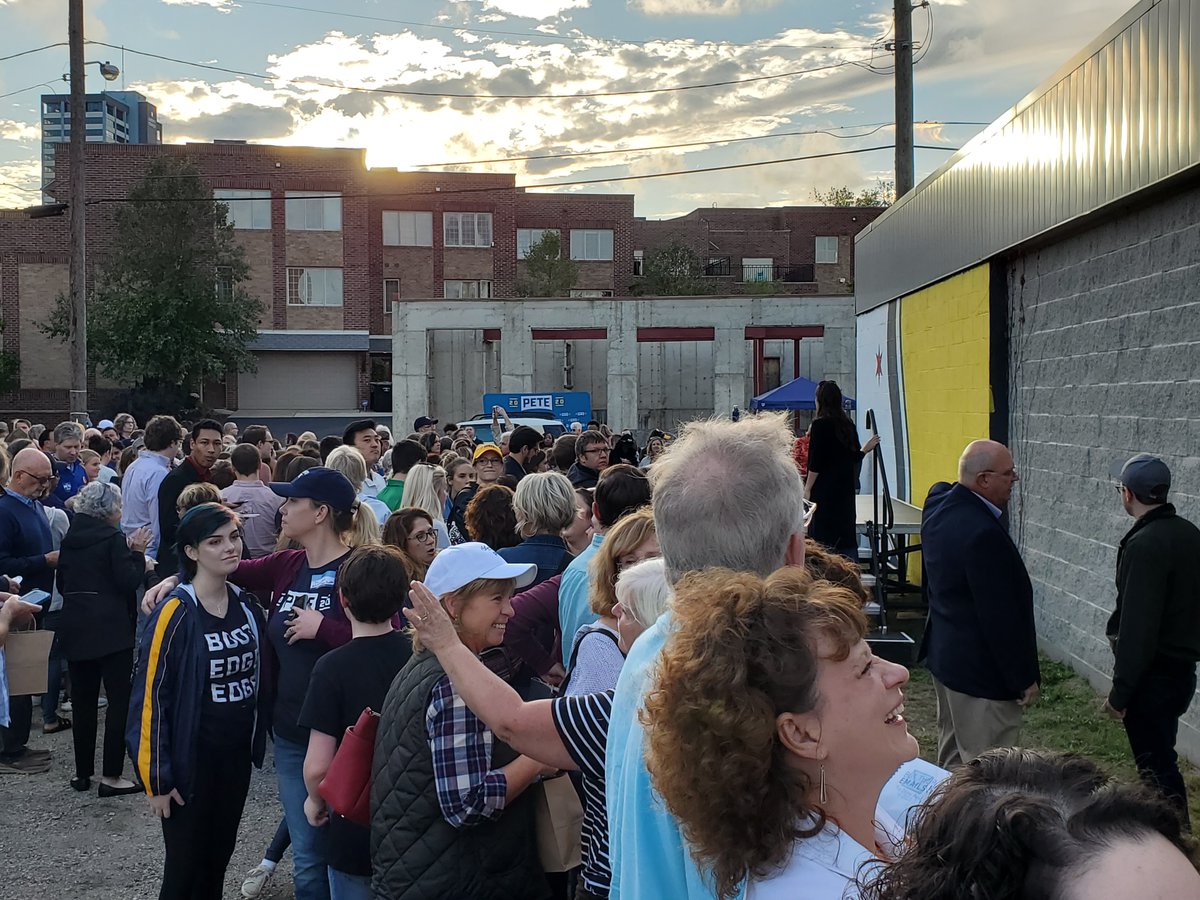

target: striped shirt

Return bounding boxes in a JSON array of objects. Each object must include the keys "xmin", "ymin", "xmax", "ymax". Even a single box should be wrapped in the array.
[{"xmin": 551, "ymin": 689, "xmax": 615, "ymax": 896}]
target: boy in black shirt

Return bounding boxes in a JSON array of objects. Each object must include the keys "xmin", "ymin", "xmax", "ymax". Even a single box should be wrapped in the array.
[{"xmin": 298, "ymin": 545, "xmax": 412, "ymax": 899}]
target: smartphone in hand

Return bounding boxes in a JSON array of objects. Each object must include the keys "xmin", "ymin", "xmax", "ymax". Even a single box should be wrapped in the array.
[{"xmin": 17, "ymin": 589, "xmax": 52, "ymax": 610}]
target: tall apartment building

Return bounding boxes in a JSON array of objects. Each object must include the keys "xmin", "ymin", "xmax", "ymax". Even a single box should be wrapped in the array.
[
  {"xmin": 40, "ymin": 90, "xmax": 162, "ymax": 200},
  {"xmin": 3, "ymin": 140, "xmax": 878, "ymax": 428}
]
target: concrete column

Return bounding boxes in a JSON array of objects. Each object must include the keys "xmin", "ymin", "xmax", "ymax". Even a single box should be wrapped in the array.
[
  {"xmin": 606, "ymin": 301, "xmax": 639, "ymax": 428},
  {"xmin": 500, "ymin": 303, "xmax": 534, "ymax": 394},
  {"xmin": 391, "ymin": 303, "xmax": 429, "ymax": 434},
  {"xmin": 712, "ymin": 324, "xmax": 745, "ymax": 417}
]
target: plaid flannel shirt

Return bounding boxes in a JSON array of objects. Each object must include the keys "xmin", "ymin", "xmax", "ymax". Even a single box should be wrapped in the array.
[{"xmin": 425, "ymin": 672, "xmax": 509, "ymax": 828}]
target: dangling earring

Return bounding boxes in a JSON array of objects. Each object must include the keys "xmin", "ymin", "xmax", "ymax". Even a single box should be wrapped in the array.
[{"xmin": 819, "ymin": 765, "xmax": 828, "ymax": 805}]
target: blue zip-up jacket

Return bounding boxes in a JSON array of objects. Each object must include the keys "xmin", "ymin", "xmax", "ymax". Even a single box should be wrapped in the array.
[{"xmin": 126, "ymin": 582, "xmax": 271, "ymax": 799}]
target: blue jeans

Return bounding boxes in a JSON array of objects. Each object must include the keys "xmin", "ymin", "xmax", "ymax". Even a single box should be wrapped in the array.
[
  {"xmin": 274, "ymin": 735, "xmax": 332, "ymax": 900},
  {"xmin": 328, "ymin": 868, "xmax": 371, "ymax": 900}
]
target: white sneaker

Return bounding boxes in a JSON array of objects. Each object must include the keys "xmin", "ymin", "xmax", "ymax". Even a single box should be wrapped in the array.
[
  {"xmin": 241, "ymin": 863, "xmax": 275, "ymax": 899},
  {"xmin": 59, "ymin": 700, "xmax": 72, "ymax": 714}
]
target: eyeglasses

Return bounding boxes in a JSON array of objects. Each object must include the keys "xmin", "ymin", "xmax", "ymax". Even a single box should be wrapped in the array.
[
  {"xmin": 15, "ymin": 469, "xmax": 50, "ymax": 485},
  {"xmin": 583, "ymin": 448, "xmax": 610, "ymax": 456},
  {"xmin": 980, "ymin": 467, "xmax": 1018, "ymax": 479},
  {"xmin": 409, "ymin": 529, "xmax": 437, "ymax": 545}
]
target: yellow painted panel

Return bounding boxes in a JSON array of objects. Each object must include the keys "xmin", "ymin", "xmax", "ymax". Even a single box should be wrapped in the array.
[{"xmin": 900, "ymin": 264, "xmax": 992, "ymax": 504}]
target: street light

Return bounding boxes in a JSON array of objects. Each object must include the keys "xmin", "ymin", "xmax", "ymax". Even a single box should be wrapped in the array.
[{"xmin": 60, "ymin": 61, "xmax": 120, "ymax": 85}]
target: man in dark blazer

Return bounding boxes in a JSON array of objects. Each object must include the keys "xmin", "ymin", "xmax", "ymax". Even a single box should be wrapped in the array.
[{"xmin": 921, "ymin": 439, "xmax": 1040, "ymax": 768}]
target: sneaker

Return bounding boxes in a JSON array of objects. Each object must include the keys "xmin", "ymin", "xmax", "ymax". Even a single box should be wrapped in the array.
[
  {"xmin": 241, "ymin": 863, "xmax": 275, "ymax": 899},
  {"xmin": 0, "ymin": 754, "xmax": 51, "ymax": 775},
  {"xmin": 59, "ymin": 700, "xmax": 73, "ymax": 714}
]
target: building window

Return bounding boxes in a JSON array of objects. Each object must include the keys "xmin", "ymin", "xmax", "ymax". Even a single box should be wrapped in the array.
[
  {"xmin": 214, "ymin": 189, "xmax": 272, "ymax": 230},
  {"xmin": 444, "ymin": 212, "xmax": 493, "ymax": 248},
  {"xmin": 632, "ymin": 249, "xmax": 644, "ymax": 276},
  {"xmin": 569, "ymin": 229, "xmax": 614, "ymax": 261},
  {"xmin": 569, "ymin": 289, "xmax": 614, "ymax": 298},
  {"xmin": 444, "ymin": 280, "xmax": 493, "ymax": 299},
  {"xmin": 287, "ymin": 267, "xmax": 344, "ymax": 306},
  {"xmin": 215, "ymin": 266, "xmax": 234, "ymax": 303},
  {"xmin": 741, "ymin": 257, "xmax": 774, "ymax": 282},
  {"xmin": 705, "ymin": 256, "xmax": 731, "ymax": 276},
  {"xmin": 285, "ymin": 191, "xmax": 342, "ymax": 231},
  {"xmin": 383, "ymin": 278, "xmax": 400, "ymax": 313},
  {"xmin": 815, "ymin": 236, "xmax": 839, "ymax": 264},
  {"xmin": 382, "ymin": 211, "xmax": 433, "ymax": 246},
  {"xmin": 517, "ymin": 228, "xmax": 558, "ymax": 258}
]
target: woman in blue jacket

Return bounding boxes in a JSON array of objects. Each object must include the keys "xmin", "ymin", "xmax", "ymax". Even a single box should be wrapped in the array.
[{"xmin": 127, "ymin": 503, "xmax": 270, "ymax": 900}]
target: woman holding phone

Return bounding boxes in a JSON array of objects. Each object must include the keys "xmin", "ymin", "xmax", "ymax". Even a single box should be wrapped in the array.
[{"xmin": 128, "ymin": 503, "xmax": 269, "ymax": 900}]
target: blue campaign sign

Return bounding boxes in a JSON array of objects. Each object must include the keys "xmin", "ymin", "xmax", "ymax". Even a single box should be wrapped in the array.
[{"xmin": 483, "ymin": 392, "xmax": 593, "ymax": 428}]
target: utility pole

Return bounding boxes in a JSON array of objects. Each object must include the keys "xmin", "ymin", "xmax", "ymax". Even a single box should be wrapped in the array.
[
  {"xmin": 68, "ymin": 0, "xmax": 88, "ymax": 423},
  {"xmin": 893, "ymin": 0, "xmax": 915, "ymax": 197}
]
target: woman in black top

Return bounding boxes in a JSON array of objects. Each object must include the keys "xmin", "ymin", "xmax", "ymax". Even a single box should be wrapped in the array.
[
  {"xmin": 56, "ymin": 481, "xmax": 149, "ymax": 795},
  {"xmin": 804, "ymin": 380, "xmax": 880, "ymax": 558}
]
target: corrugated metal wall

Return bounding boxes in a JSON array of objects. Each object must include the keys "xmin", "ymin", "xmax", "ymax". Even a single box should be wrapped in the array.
[{"xmin": 856, "ymin": 0, "xmax": 1200, "ymax": 312}]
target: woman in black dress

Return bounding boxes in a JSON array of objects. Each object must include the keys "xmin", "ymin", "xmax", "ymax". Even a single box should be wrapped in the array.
[{"xmin": 803, "ymin": 380, "xmax": 880, "ymax": 558}]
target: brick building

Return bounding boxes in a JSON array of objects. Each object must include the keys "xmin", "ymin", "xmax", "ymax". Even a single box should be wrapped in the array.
[
  {"xmin": 1, "ymin": 140, "xmax": 876, "ymax": 427},
  {"xmin": 633, "ymin": 206, "xmax": 879, "ymax": 296}
]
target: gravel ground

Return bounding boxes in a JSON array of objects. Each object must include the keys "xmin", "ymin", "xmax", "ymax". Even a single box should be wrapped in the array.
[{"xmin": 0, "ymin": 705, "xmax": 296, "ymax": 899}]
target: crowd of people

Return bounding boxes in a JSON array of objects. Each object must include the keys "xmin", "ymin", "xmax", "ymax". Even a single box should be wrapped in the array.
[{"xmin": 0, "ymin": 395, "xmax": 1196, "ymax": 900}]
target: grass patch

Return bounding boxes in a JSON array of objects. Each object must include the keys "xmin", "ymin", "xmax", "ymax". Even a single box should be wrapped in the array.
[{"xmin": 906, "ymin": 657, "xmax": 1200, "ymax": 826}]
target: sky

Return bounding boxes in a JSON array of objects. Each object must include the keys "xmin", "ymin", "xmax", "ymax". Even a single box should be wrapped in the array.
[{"xmin": 0, "ymin": 0, "xmax": 1134, "ymax": 217}]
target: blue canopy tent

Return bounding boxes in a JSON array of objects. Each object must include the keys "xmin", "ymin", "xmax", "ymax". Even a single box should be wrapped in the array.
[{"xmin": 749, "ymin": 376, "xmax": 856, "ymax": 412}]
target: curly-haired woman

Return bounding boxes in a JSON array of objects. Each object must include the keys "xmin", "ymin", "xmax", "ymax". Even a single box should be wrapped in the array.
[
  {"xmin": 465, "ymin": 483, "xmax": 520, "ymax": 551},
  {"xmin": 642, "ymin": 567, "xmax": 920, "ymax": 900},
  {"xmin": 858, "ymin": 748, "xmax": 1200, "ymax": 900}
]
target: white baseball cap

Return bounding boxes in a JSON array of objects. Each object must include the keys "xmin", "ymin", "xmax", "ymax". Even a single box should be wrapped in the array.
[{"xmin": 423, "ymin": 542, "xmax": 537, "ymax": 598}]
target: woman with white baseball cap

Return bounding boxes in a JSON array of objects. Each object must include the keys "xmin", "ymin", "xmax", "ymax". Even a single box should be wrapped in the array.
[{"xmin": 371, "ymin": 543, "xmax": 556, "ymax": 900}]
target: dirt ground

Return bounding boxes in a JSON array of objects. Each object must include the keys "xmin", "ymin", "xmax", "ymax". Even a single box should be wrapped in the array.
[{"xmin": 0, "ymin": 707, "xmax": 294, "ymax": 900}]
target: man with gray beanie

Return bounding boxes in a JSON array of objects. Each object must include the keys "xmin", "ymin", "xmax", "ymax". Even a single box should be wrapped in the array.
[{"xmin": 1105, "ymin": 452, "xmax": 1200, "ymax": 824}]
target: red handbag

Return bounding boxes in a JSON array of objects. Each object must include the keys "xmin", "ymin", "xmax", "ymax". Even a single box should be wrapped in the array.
[{"xmin": 318, "ymin": 707, "xmax": 380, "ymax": 826}]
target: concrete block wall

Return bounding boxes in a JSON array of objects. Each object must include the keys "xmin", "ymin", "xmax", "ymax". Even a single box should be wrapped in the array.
[{"xmin": 1007, "ymin": 183, "xmax": 1200, "ymax": 758}]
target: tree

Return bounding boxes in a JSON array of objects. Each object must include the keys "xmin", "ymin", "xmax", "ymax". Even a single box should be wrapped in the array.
[
  {"xmin": 0, "ymin": 320, "xmax": 18, "ymax": 394},
  {"xmin": 42, "ymin": 157, "xmax": 263, "ymax": 396},
  {"xmin": 812, "ymin": 180, "xmax": 895, "ymax": 208},
  {"xmin": 636, "ymin": 243, "xmax": 711, "ymax": 296},
  {"xmin": 515, "ymin": 231, "xmax": 578, "ymax": 297}
]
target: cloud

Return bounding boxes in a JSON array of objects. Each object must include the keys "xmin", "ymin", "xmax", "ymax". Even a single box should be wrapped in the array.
[
  {"xmin": 4, "ymin": 0, "xmax": 108, "ymax": 40},
  {"xmin": 448, "ymin": 0, "xmax": 588, "ymax": 21},
  {"xmin": 629, "ymin": 0, "xmax": 781, "ymax": 15},
  {"xmin": 0, "ymin": 159, "xmax": 43, "ymax": 209},
  {"xmin": 0, "ymin": 120, "xmax": 38, "ymax": 141},
  {"xmin": 161, "ymin": 0, "xmax": 234, "ymax": 9},
  {"xmin": 483, "ymin": 0, "xmax": 589, "ymax": 18}
]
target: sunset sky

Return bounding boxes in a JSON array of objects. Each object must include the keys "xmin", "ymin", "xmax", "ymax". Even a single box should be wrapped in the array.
[{"xmin": 0, "ymin": 0, "xmax": 1133, "ymax": 216}]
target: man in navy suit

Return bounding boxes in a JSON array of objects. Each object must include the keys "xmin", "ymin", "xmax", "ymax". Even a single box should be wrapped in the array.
[{"xmin": 921, "ymin": 439, "xmax": 1040, "ymax": 768}]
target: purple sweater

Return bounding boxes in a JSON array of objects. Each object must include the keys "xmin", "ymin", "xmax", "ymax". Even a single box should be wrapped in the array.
[{"xmin": 502, "ymin": 574, "xmax": 563, "ymax": 677}]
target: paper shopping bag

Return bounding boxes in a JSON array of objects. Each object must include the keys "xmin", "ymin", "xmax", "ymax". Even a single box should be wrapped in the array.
[
  {"xmin": 4, "ymin": 627, "xmax": 54, "ymax": 696},
  {"xmin": 534, "ymin": 773, "xmax": 583, "ymax": 872}
]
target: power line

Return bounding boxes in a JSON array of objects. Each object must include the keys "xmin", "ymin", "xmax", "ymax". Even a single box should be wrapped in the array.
[
  {"xmin": 0, "ymin": 43, "xmax": 68, "ymax": 64},
  {"xmin": 88, "ymin": 40, "xmax": 870, "ymax": 101},
  {"xmin": 230, "ymin": 0, "xmax": 874, "ymax": 54},
  {"xmin": 79, "ymin": 143, "xmax": 957, "ymax": 206},
  {"xmin": 98, "ymin": 120, "xmax": 984, "ymax": 183},
  {"xmin": 0, "ymin": 79, "xmax": 63, "ymax": 101},
  {"xmin": 411, "ymin": 120, "xmax": 984, "ymax": 167}
]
